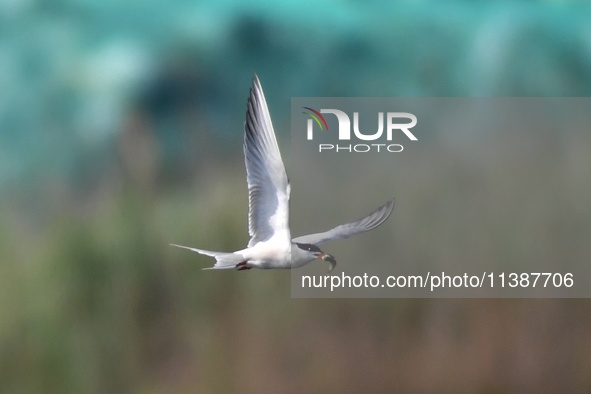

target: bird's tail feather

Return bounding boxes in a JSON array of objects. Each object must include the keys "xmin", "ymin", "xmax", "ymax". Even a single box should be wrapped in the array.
[{"xmin": 170, "ymin": 244, "xmax": 245, "ymax": 270}]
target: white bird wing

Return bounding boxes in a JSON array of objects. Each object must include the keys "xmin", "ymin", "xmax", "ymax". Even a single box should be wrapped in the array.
[
  {"xmin": 244, "ymin": 74, "xmax": 291, "ymax": 247},
  {"xmin": 292, "ymin": 199, "xmax": 394, "ymax": 246}
]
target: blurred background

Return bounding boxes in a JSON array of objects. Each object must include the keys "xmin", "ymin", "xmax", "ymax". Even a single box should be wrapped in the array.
[{"xmin": 1, "ymin": 0, "xmax": 591, "ymax": 392}]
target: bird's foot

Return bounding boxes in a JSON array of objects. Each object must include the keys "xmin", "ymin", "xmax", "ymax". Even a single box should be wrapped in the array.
[{"xmin": 236, "ymin": 261, "xmax": 251, "ymax": 271}]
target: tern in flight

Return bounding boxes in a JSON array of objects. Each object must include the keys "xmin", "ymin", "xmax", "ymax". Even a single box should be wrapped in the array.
[{"xmin": 171, "ymin": 75, "xmax": 394, "ymax": 272}]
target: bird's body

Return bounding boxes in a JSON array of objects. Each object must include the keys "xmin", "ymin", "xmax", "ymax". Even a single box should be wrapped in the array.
[
  {"xmin": 173, "ymin": 237, "xmax": 310, "ymax": 270},
  {"xmin": 172, "ymin": 75, "xmax": 394, "ymax": 271}
]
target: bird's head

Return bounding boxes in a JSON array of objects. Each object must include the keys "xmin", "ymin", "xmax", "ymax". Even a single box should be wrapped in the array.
[{"xmin": 295, "ymin": 242, "xmax": 337, "ymax": 272}]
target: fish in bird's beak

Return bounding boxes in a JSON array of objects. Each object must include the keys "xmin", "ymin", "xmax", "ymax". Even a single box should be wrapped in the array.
[
  {"xmin": 321, "ymin": 253, "xmax": 337, "ymax": 273},
  {"xmin": 313, "ymin": 251, "xmax": 337, "ymax": 272}
]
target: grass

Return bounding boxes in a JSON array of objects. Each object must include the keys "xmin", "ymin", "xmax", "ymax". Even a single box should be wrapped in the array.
[{"xmin": 1, "ymin": 129, "xmax": 590, "ymax": 393}]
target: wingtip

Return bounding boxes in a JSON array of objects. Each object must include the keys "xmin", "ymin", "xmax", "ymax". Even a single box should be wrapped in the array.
[
  {"xmin": 375, "ymin": 198, "xmax": 395, "ymax": 224},
  {"xmin": 249, "ymin": 73, "xmax": 263, "ymax": 103},
  {"xmin": 387, "ymin": 198, "xmax": 395, "ymax": 214},
  {"xmin": 252, "ymin": 73, "xmax": 261, "ymax": 89}
]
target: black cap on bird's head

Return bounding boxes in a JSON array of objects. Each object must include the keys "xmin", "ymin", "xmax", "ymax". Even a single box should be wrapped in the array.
[{"xmin": 295, "ymin": 242, "xmax": 337, "ymax": 272}]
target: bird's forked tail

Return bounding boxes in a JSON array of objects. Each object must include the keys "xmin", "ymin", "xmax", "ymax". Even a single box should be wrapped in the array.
[{"xmin": 170, "ymin": 244, "xmax": 246, "ymax": 270}]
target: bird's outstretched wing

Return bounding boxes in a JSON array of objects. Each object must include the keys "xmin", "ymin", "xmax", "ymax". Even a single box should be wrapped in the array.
[
  {"xmin": 244, "ymin": 74, "xmax": 291, "ymax": 247},
  {"xmin": 292, "ymin": 199, "xmax": 394, "ymax": 246}
]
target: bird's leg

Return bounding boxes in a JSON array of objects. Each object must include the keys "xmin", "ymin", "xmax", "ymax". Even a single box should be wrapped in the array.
[{"xmin": 236, "ymin": 261, "xmax": 251, "ymax": 270}]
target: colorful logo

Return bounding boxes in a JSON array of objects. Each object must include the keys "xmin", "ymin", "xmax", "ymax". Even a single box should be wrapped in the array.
[
  {"xmin": 302, "ymin": 107, "xmax": 329, "ymax": 131},
  {"xmin": 302, "ymin": 107, "xmax": 418, "ymax": 153}
]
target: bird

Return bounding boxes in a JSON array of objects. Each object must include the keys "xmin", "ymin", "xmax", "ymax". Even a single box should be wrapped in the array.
[{"xmin": 171, "ymin": 74, "xmax": 394, "ymax": 272}]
